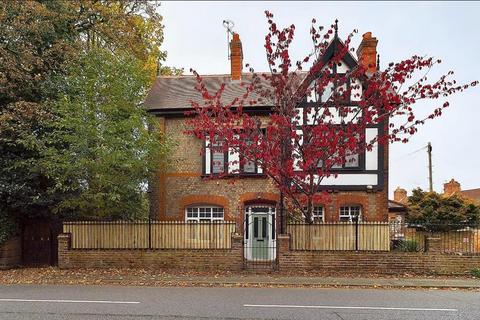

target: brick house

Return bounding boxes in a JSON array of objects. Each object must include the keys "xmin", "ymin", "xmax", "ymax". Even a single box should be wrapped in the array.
[
  {"xmin": 443, "ymin": 179, "xmax": 480, "ymax": 204},
  {"xmin": 143, "ymin": 30, "xmax": 389, "ymax": 261}
]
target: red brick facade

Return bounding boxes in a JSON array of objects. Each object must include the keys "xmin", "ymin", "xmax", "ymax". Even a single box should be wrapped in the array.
[{"xmin": 149, "ymin": 117, "xmax": 389, "ymax": 224}]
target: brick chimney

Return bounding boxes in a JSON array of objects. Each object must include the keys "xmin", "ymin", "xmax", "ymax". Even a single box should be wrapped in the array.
[
  {"xmin": 230, "ymin": 33, "xmax": 243, "ymax": 81},
  {"xmin": 357, "ymin": 32, "xmax": 378, "ymax": 74},
  {"xmin": 393, "ymin": 187, "xmax": 408, "ymax": 204},
  {"xmin": 444, "ymin": 179, "xmax": 461, "ymax": 196}
]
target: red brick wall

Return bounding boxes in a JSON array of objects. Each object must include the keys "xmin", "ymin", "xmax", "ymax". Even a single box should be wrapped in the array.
[
  {"xmin": 0, "ymin": 237, "xmax": 22, "ymax": 269},
  {"xmin": 58, "ymin": 233, "xmax": 244, "ymax": 271},
  {"xmin": 278, "ymin": 235, "xmax": 480, "ymax": 275}
]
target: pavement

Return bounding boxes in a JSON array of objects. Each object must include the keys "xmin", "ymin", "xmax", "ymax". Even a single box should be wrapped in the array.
[
  {"xmin": 130, "ymin": 274, "xmax": 480, "ymax": 289},
  {"xmin": 1, "ymin": 267, "xmax": 480, "ymax": 289},
  {"xmin": 1, "ymin": 284, "xmax": 479, "ymax": 319}
]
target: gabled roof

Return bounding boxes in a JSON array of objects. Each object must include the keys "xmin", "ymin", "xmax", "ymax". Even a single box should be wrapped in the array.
[
  {"xmin": 143, "ymin": 34, "xmax": 359, "ymax": 113},
  {"xmin": 143, "ymin": 73, "xmax": 278, "ymax": 112},
  {"xmin": 317, "ymin": 36, "xmax": 358, "ymax": 70}
]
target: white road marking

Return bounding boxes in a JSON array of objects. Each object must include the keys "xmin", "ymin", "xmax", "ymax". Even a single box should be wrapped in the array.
[
  {"xmin": 0, "ymin": 298, "xmax": 140, "ymax": 304},
  {"xmin": 244, "ymin": 304, "xmax": 458, "ymax": 312}
]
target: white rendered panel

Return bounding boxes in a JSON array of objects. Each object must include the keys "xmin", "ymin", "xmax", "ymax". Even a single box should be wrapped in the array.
[
  {"xmin": 320, "ymin": 174, "xmax": 378, "ymax": 186},
  {"xmin": 204, "ymin": 137, "xmax": 211, "ymax": 174},
  {"xmin": 351, "ymin": 79, "xmax": 362, "ymax": 102},
  {"xmin": 365, "ymin": 128, "xmax": 378, "ymax": 170},
  {"xmin": 337, "ymin": 60, "xmax": 351, "ymax": 73},
  {"xmin": 228, "ymin": 148, "xmax": 240, "ymax": 173}
]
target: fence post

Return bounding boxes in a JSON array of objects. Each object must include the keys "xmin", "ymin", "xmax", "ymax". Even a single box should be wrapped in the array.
[
  {"xmin": 355, "ymin": 219, "xmax": 359, "ymax": 251},
  {"xmin": 148, "ymin": 217, "xmax": 152, "ymax": 250}
]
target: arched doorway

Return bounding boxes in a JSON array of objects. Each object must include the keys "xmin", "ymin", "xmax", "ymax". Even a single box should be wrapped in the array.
[{"xmin": 244, "ymin": 205, "xmax": 277, "ymax": 269}]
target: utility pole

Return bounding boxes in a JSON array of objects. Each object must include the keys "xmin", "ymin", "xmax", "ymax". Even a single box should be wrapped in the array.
[{"xmin": 427, "ymin": 142, "xmax": 433, "ymax": 192}]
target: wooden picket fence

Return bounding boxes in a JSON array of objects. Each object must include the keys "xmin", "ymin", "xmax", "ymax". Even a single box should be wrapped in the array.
[
  {"xmin": 63, "ymin": 221, "xmax": 236, "ymax": 250},
  {"xmin": 287, "ymin": 222, "xmax": 390, "ymax": 251}
]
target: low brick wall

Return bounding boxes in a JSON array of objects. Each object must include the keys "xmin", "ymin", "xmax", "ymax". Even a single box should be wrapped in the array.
[
  {"xmin": 58, "ymin": 233, "xmax": 244, "ymax": 270},
  {"xmin": 0, "ymin": 237, "xmax": 22, "ymax": 269},
  {"xmin": 278, "ymin": 235, "xmax": 480, "ymax": 274}
]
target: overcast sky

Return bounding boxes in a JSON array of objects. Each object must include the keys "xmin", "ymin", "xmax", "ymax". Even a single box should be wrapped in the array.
[{"xmin": 159, "ymin": 1, "xmax": 480, "ymax": 197}]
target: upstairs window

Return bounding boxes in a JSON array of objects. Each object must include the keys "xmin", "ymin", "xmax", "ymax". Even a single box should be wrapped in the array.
[
  {"xmin": 330, "ymin": 152, "xmax": 360, "ymax": 169},
  {"xmin": 204, "ymin": 135, "xmax": 263, "ymax": 175},
  {"xmin": 240, "ymin": 138, "xmax": 261, "ymax": 174},
  {"xmin": 339, "ymin": 205, "xmax": 362, "ymax": 222},
  {"xmin": 212, "ymin": 139, "xmax": 226, "ymax": 174},
  {"xmin": 204, "ymin": 137, "xmax": 227, "ymax": 175}
]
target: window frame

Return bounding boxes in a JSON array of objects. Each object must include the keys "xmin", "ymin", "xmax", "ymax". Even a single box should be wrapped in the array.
[
  {"xmin": 185, "ymin": 205, "xmax": 225, "ymax": 223},
  {"xmin": 302, "ymin": 206, "xmax": 325, "ymax": 223},
  {"xmin": 239, "ymin": 137, "xmax": 261, "ymax": 174},
  {"xmin": 203, "ymin": 134, "xmax": 265, "ymax": 176},
  {"xmin": 206, "ymin": 138, "xmax": 228, "ymax": 175},
  {"xmin": 339, "ymin": 205, "xmax": 362, "ymax": 222}
]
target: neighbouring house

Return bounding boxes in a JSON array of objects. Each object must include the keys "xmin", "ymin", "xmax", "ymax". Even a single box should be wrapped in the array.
[
  {"xmin": 143, "ymin": 30, "xmax": 388, "ymax": 262},
  {"xmin": 389, "ymin": 179, "xmax": 480, "ymax": 223},
  {"xmin": 388, "ymin": 187, "xmax": 408, "ymax": 223},
  {"xmin": 443, "ymin": 178, "xmax": 480, "ymax": 204}
]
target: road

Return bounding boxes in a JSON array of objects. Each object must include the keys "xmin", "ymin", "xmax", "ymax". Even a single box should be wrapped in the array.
[{"xmin": 0, "ymin": 284, "xmax": 478, "ymax": 319}]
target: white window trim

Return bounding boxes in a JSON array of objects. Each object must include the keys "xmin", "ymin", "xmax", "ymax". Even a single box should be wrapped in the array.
[
  {"xmin": 185, "ymin": 205, "xmax": 225, "ymax": 223},
  {"xmin": 302, "ymin": 206, "xmax": 325, "ymax": 222},
  {"xmin": 339, "ymin": 205, "xmax": 362, "ymax": 222}
]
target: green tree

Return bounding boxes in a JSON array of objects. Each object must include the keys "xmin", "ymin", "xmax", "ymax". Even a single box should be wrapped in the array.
[
  {"xmin": 44, "ymin": 49, "xmax": 168, "ymax": 219},
  {"xmin": 0, "ymin": 1, "xmax": 176, "ymax": 238},
  {"xmin": 406, "ymin": 188, "xmax": 480, "ymax": 231}
]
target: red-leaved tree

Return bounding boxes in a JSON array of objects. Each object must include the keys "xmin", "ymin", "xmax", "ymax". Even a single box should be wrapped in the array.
[{"xmin": 185, "ymin": 12, "xmax": 477, "ymax": 225}]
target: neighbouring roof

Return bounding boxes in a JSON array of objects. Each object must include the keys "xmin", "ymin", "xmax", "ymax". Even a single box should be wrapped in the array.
[
  {"xmin": 461, "ymin": 188, "xmax": 480, "ymax": 203},
  {"xmin": 388, "ymin": 199, "xmax": 408, "ymax": 212}
]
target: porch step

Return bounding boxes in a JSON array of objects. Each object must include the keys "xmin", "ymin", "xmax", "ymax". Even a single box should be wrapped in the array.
[{"xmin": 244, "ymin": 261, "xmax": 277, "ymax": 271}]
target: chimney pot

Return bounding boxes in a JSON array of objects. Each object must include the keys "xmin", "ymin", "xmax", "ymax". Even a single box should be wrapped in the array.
[
  {"xmin": 230, "ymin": 33, "xmax": 243, "ymax": 81},
  {"xmin": 394, "ymin": 187, "xmax": 408, "ymax": 204},
  {"xmin": 443, "ymin": 179, "xmax": 461, "ymax": 196},
  {"xmin": 357, "ymin": 32, "xmax": 378, "ymax": 74}
]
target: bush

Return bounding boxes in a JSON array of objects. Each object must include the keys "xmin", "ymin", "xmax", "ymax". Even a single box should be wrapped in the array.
[
  {"xmin": 397, "ymin": 239, "xmax": 421, "ymax": 252},
  {"xmin": 471, "ymin": 268, "xmax": 480, "ymax": 278},
  {"xmin": 407, "ymin": 188, "xmax": 480, "ymax": 231}
]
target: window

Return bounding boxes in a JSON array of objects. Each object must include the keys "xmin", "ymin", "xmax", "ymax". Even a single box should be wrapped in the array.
[
  {"xmin": 302, "ymin": 206, "xmax": 325, "ymax": 222},
  {"xmin": 339, "ymin": 205, "xmax": 361, "ymax": 222},
  {"xmin": 210, "ymin": 139, "xmax": 226, "ymax": 174},
  {"xmin": 185, "ymin": 206, "xmax": 224, "ymax": 222},
  {"xmin": 324, "ymin": 152, "xmax": 360, "ymax": 170},
  {"xmin": 204, "ymin": 136, "xmax": 263, "ymax": 175},
  {"xmin": 344, "ymin": 153, "xmax": 360, "ymax": 168},
  {"xmin": 240, "ymin": 138, "xmax": 260, "ymax": 174}
]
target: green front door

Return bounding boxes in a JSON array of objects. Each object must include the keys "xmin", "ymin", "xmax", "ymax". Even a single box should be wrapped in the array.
[{"xmin": 251, "ymin": 214, "xmax": 269, "ymax": 260}]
